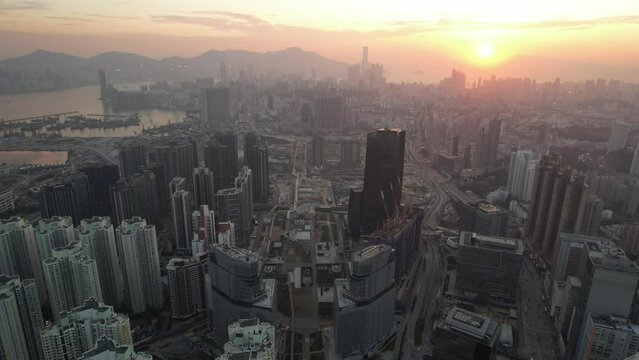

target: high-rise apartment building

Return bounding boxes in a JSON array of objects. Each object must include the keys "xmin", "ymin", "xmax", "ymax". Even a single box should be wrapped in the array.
[
  {"xmin": 39, "ymin": 172, "xmax": 92, "ymax": 226},
  {"xmin": 118, "ymin": 144, "xmax": 146, "ymax": 179},
  {"xmin": 473, "ymin": 118, "xmax": 501, "ymax": 169},
  {"xmin": 34, "ymin": 216, "xmax": 74, "ymax": 272},
  {"xmin": 207, "ymin": 244, "xmax": 276, "ymax": 340},
  {"xmin": 0, "ymin": 274, "xmax": 45, "ymax": 360},
  {"xmin": 608, "ymin": 121, "xmax": 630, "ymax": 153},
  {"xmin": 148, "ymin": 139, "xmax": 196, "ymax": 188},
  {"xmin": 576, "ymin": 314, "xmax": 639, "ymax": 360},
  {"xmin": 79, "ymin": 338, "xmax": 152, "ymax": 360},
  {"xmin": 40, "ymin": 298, "xmax": 132, "ymax": 360},
  {"xmin": 170, "ymin": 177, "xmax": 194, "ymax": 254},
  {"xmin": 244, "ymin": 132, "xmax": 270, "ymax": 203},
  {"xmin": 203, "ymin": 141, "xmax": 231, "ymax": 191},
  {"xmin": 201, "ymin": 88, "xmax": 231, "ymax": 126},
  {"xmin": 77, "ymin": 217, "xmax": 124, "ymax": 306},
  {"xmin": 167, "ymin": 253, "xmax": 207, "ymax": 319},
  {"xmin": 310, "ymin": 135, "xmax": 325, "ymax": 166},
  {"xmin": 334, "ymin": 244, "xmax": 396, "ymax": 354},
  {"xmin": 80, "ymin": 164, "xmax": 119, "ymax": 217},
  {"xmin": 0, "ymin": 216, "xmax": 46, "ymax": 304},
  {"xmin": 115, "ymin": 217, "xmax": 163, "ymax": 313},
  {"xmin": 193, "ymin": 167, "xmax": 216, "ymax": 208},
  {"xmin": 432, "ymin": 307, "xmax": 501, "ymax": 360},
  {"xmin": 340, "ymin": 138, "xmax": 361, "ymax": 167},
  {"xmin": 217, "ymin": 318, "xmax": 276, "ymax": 360},
  {"xmin": 42, "ymin": 241, "xmax": 103, "ymax": 320},
  {"xmin": 192, "ymin": 205, "xmax": 216, "ymax": 249},
  {"xmin": 581, "ymin": 194, "xmax": 604, "ymax": 236},
  {"xmin": 630, "ymin": 140, "xmax": 639, "ymax": 175},
  {"xmin": 110, "ymin": 170, "xmax": 161, "ymax": 227},
  {"xmin": 215, "ymin": 132, "xmax": 239, "ymax": 186},
  {"xmin": 352, "ymin": 128, "xmax": 405, "ymax": 235},
  {"xmin": 506, "ymin": 149, "xmax": 539, "ymax": 201}
]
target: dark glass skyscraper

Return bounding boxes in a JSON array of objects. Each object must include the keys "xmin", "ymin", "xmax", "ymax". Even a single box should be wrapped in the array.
[
  {"xmin": 80, "ymin": 164, "xmax": 119, "ymax": 217},
  {"xmin": 118, "ymin": 144, "xmax": 146, "ymax": 179},
  {"xmin": 39, "ymin": 172, "xmax": 92, "ymax": 226},
  {"xmin": 358, "ymin": 128, "xmax": 406, "ymax": 234},
  {"xmin": 244, "ymin": 132, "xmax": 270, "ymax": 203},
  {"xmin": 215, "ymin": 132, "xmax": 238, "ymax": 185},
  {"xmin": 203, "ymin": 141, "xmax": 230, "ymax": 192}
]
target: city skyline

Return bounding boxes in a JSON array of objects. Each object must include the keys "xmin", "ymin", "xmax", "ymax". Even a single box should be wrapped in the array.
[{"xmin": 1, "ymin": 1, "xmax": 639, "ymax": 82}]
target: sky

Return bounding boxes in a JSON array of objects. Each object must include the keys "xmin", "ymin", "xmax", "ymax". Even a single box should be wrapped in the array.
[{"xmin": 1, "ymin": 0, "xmax": 639, "ymax": 82}]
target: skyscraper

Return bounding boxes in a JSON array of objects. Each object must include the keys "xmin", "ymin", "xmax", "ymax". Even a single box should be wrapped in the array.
[
  {"xmin": 34, "ymin": 216, "xmax": 75, "ymax": 265},
  {"xmin": 39, "ymin": 172, "xmax": 92, "ymax": 226},
  {"xmin": 110, "ymin": 170, "xmax": 161, "ymax": 227},
  {"xmin": 148, "ymin": 139, "xmax": 196, "ymax": 188},
  {"xmin": 451, "ymin": 134, "xmax": 460, "ymax": 156},
  {"xmin": 576, "ymin": 314, "xmax": 639, "ymax": 359},
  {"xmin": 115, "ymin": 217, "xmax": 163, "ymax": 313},
  {"xmin": 118, "ymin": 144, "xmax": 146, "ymax": 179},
  {"xmin": 216, "ymin": 188, "xmax": 242, "ymax": 246},
  {"xmin": 0, "ymin": 274, "xmax": 45, "ymax": 360},
  {"xmin": 215, "ymin": 132, "xmax": 239, "ymax": 185},
  {"xmin": 80, "ymin": 164, "xmax": 119, "ymax": 217},
  {"xmin": 167, "ymin": 252, "xmax": 207, "ymax": 319},
  {"xmin": 217, "ymin": 319, "xmax": 276, "ymax": 360},
  {"xmin": 473, "ymin": 118, "xmax": 501, "ymax": 168},
  {"xmin": 42, "ymin": 241, "xmax": 103, "ymax": 320},
  {"xmin": 630, "ymin": 140, "xmax": 639, "ymax": 175},
  {"xmin": 77, "ymin": 217, "xmax": 124, "ymax": 307},
  {"xmin": 312, "ymin": 96, "xmax": 345, "ymax": 131},
  {"xmin": 506, "ymin": 149, "xmax": 539, "ymax": 201},
  {"xmin": 244, "ymin": 132, "xmax": 270, "ymax": 203},
  {"xmin": 310, "ymin": 135, "xmax": 325, "ymax": 166},
  {"xmin": 201, "ymin": 88, "xmax": 231, "ymax": 126},
  {"xmin": 40, "ymin": 298, "xmax": 132, "ymax": 359},
  {"xmin": 580, "ymin": 194, "xmax": 604, "ymax": 236},
  {"xmin": 203, "ymin": 141, "xmax": 230, "ymax": 191},
  {"xmin": 0, "ymin": 216, "xmax": 46, "ymax": 305},
  {"xmin": 357, "ymin": 128, "xmax": 405, "ymax": 234},
  {"xmin": 334, "ymin": 244, "xmax": 396, "ymax": 354},
  {"xmin": 455, "ymin": 200, "xmax": 509, "ymax": 236},
  {"xmin": 170, "ymin": 177, "xmax": 194, "ymax": 254},
  {"xmin": 340, "ymin": 138, "xmax": 361, "ymax": 167},
  {"xmin": 98, "ymin": 69, "xmax": 108, "ymax": 100},
  {"xmin": 193, "ymin": 167, "xmax": 216, "ymax": 208},
  {"xmin": 607, "ymin": 121, "xmax": 630, "ymax": 153},
  {"xmin": 192, "ymin": 205, "xmax": 216, "ymax": 249}
]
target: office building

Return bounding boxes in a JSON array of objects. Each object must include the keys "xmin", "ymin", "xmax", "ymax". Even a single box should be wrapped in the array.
[
  {"xmin": 217, "ymin": 318, "xmax": 276, "ymax": 360},
  {"xmin": 310, "ymin": 135, "xmax": 325, "ymax": 166},
  {"xmin": 340, "ymin": 138, "xmax": 361, "ymax": 167},
  {"xmin": 576, "ymin": 314, "xmax": 639, "ymax": 360},
  {"xmin": 170, "ymin": 177, "xmax": 194, "ymax": 254},
  {"xmin": 432, "ymin": 307, "xmax": 501, "ymax": 360},
  {"xmin": 42, "ymin": 241, "xmax": 103, "ymax": 320},
  {"xmin": 116, "ymin": 217, "xmax": 163, "ymax": 313},
  {"xmin": 215, "ymin": 132, "xmax": 239, "ymax": 186},
  {"xmin": 142, "ymin": 162, "xmax": 170, "ymax": 219},
  {"xmin": 39, "ymin": 172, "xmax": 92, "ymax": 226},
  {"xmin": 355, "ymin": 128, "xmax": 405, "ymax": 235},
  {"xmin": 79, "ymin": 338, "xmax": 152, "ymax": 360},
  {"xmin": 118, "ymin": 144, "xmax": 146, "ymax": 179},
  {"xmin": 0, "ymin": 188, "xmax": 14, "ymax": 214},
  {"xmin": 192, "ymin": 205, "xmax": 216, "ymax": 249},
  {"xmin": 0, "ymin": 275, "xmax": 44, "ymax": 360},
  {"xmin": 473, "ymin": 118, "xmax": 501, "ymax": 169},
  {"xmin": 80, "ymin": 164, "xmax": 119, "ymax": 217},
  {"xmin": 347, "ymin": 189, "xmax": 363, "ymax": 236},
  {"xmin": 193, "ymin": 167, "xmax": 216, "ymax": 208},
  {"xmin": 201, "ymin": 88, "xmax": 231, "ymax": 126},
  {"xmin": 34, "ymin": 216, "xmax": 75, "ymax": 264},
  {"xmin": 167, "ymin": 253, "xmax": 207, "ymax": 319},
  {"xmin": 455, "ymin": 200, "xmax": 509, "ymax": 236},
  {"xmin": 203, "ymin": 141, "xmax": 231, "ymax": 191},
  {"xmin": 455, "ymin": 231, "xmax": 523, "ymax": 301},
  {"xmin": 235, "ymin": 166, "xmax": 254, "ymax": 246},
  {"xmin": 207, "ymin": 244, "xmax": 276, "ymax": 340},
  {"xmin": 0, "ymin": 216, "xmax": 46, "ymax": 304},
  {"xmin": 244, "ymin": 132, "xmax": 270, "ymax": 203},
  {"xmin": 581, "ymin": 194, "xmax": 604, "ymax": 236},
  {"xmin": 40, "ymin": 298, "xmax": 132, "ymax": 360},
  {"xmin": 312, "ymin": 96, "xmax": 345, "ymax": 131},
  {"xmin": 608, "ymin": 121, "xmax": 630, "ymax": 153},
  {"xmin": 506, "ymin": 150, "xmax": 539, "ymax": 201},
  {"xmin": 77, "ymin": 217, "xmax": 124, "ymax": 307},
  {"xmin": 334, "ymin": 245, "xmax": 396, "ymax": 354},
  {"xmin": 526, "ymin": 155, "xmax": 587, "ymax": 262}
]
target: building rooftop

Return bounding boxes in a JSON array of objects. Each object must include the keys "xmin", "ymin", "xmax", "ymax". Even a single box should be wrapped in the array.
[
  {"xmin": 213, "ymin": 244, "xmax": 260, "ymax": 263},
  {"xmin": 586, "ymin": 239, "xmax": 639, "ymax": 273},
  {"xmin": 439, "ymin": 307, "xmax": 500, "ymax": 343},
  {"xmin": 458, "ymin": 231, "xmax": 524, "ymax": 255},
  {"xmin": 591, "ymin": 314, "xmax": 639, "ymax": 335},
  {"xmin": 470, "ymin": 200, "xmax": 508, "ymax": 215}
]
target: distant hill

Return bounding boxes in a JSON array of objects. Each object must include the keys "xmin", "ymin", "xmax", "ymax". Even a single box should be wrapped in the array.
[{"xmin": 0, "ymin": 47, "xmax": 349, "ymax": 93}]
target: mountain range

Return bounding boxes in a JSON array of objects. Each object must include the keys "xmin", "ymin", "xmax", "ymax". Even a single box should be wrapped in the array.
[{"xmin": 0, "ymin": 47, "xmax": 350, "ymax": 92}]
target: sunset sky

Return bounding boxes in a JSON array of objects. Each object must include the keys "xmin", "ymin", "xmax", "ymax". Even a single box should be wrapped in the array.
[{"xmin": 1, "ymin": 0, "xmax": 639, "ymax": 81}]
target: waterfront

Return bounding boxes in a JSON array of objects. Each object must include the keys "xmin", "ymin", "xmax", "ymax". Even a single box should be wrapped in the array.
[
  {"xmin": 0, "ymin": 150, "xmax": 68, "ymax": 165},
  {"xmin": 0, "ymin": 84, "xmax": 185, "ymax": 138}
]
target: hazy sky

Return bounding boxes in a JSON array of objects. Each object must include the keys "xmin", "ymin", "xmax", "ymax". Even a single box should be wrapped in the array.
[{"xmin": 1, "ymin": 0, "xmax": 639, "ymax": 81}]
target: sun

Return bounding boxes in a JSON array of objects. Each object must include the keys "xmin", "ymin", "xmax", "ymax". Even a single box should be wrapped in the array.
[{"xmin": 476, "ymin": 43, "xmax": 494, "ymax": 59}]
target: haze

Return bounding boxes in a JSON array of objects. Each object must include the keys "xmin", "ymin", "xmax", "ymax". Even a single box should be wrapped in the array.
[{"xmin": 2, "ymin": 0, "xmax": 639, "ymax": 82}]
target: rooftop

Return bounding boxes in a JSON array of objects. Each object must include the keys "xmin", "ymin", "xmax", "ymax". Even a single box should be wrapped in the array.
[
  {"xmin": 439, "ymin": 307, "xmax": 500, "ymax": 343},
  {"xmin": 459, "ymin": 231, "xmax": 524, "ymax": 254}
]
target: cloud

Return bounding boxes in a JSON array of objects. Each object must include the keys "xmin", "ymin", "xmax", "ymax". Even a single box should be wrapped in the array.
[
  {"xmin": 83, "ymin": 13, "xmax": 138, "ymax": 20},
  {"xmin": 152, "ymin": 11, "xmax": 273, "ymax": 33},
  {"xmin": 46, "ymin": 16, "xmax": 91, "ymax": 22},
  {"xmin": 0, "ymin": 0, "xmax": 50, "ymax": 10}
]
